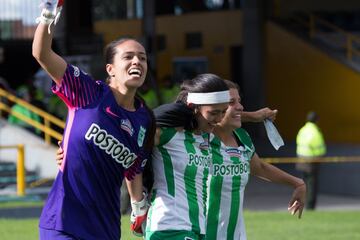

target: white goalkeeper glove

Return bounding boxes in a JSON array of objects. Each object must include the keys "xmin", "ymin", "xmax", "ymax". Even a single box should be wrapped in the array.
[
  {"xmin": 130, "ymin": 191, "xmax": 149, "ymax": 237},
  {"xmin": 36, "ymin": 0, "xmax": 64, "ymax": 34}
]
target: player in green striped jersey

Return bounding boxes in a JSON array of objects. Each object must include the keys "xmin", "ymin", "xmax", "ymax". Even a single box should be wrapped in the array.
[
  {"xmin": 206, "ymin": 80, "xmax": 306, "ymax": 240},
  {"xmin": 146, "ymin": 74, "xmax": 230, "ymax": 240}
]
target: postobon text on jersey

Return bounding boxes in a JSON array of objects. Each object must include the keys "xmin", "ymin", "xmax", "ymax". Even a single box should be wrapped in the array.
[{"xmin": 85, "ymin": 123, "xmax": 137, "ymax": 168}]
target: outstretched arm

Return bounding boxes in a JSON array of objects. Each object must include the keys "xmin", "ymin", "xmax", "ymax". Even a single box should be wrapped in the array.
[
  {"xmin": 242, "ymin": 108, "xmax": 278, "ymax": 122},
  {"xmin": 32, "ymin": 0, "xmax": 66, "ymax": 85},
  {"xmin": 250, "ymin": 153, "xmax": 306, "ymax": 218}
]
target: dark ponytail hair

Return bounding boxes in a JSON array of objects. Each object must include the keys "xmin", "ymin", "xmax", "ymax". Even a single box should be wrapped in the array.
[
  {"xmin": 223, "ymin": 79, "xmax": 240, "ymax": 91},
  {"xmin": 175, "ymin": 73, "xmax": 229, "ymax": 130}
]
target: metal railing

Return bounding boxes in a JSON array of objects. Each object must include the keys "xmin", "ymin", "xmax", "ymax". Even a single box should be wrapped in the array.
[
  {"xmin": 291, "ymin": 12, "xmax": 360, "ymax": 62},
  {"xmin": 0, "ymin": 88, "xmax": 65, "ymax": 144},
  {"xmin": 0, "ymin": 148, "xmax": 357, "ymax": 198},
  {"xmin": 0, "ymin": 145, "xmax": 25, "ymax": 196}
]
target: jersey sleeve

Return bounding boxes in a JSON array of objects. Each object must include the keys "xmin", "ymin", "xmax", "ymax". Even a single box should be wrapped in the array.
[
  {"xmin": 154, "ymin": 102, "xmax": 194, "ymax": 129},
  {"xmin": 125, "ymin": 109, "xmax": 154, "ymax": 180},
  {"xmin": 52, "ymin": 64, "xmax": 102, "ymax": 109},
  {"xmin": 124, "ymin": 148, "xmax": 150, "ymax": 180}
]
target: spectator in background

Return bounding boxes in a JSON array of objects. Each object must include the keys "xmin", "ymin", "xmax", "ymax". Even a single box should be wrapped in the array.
[
  {"xmin": 138, "ymin": 78, "xmax": 160, "ymax": 109},
  {"xmin": 48, "ymin": 94, "xmax": 67, "ymax": 120},
  {"xmin": 296, "ymin": 111, "xmax": 326, "ymax": 210},
  {"xmin": 159, "ymin": 75, "xmax": 180, "ymax": 103},
  {"xmin": 8, "ymin": 85, "xmax": 42, "ymax": 135}
]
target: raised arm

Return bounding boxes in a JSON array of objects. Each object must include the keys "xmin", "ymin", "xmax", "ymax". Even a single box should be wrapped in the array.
[
  {"xmin": 32, "ymin": 0, "xmax": 67, "ymax": 85},
  {"xmin": 242, "ymin": 108, "xmax": 278, "ymax": 122},
  {"xmin": 250, "ymin": 153, "xmax": 306, "ymax": 218}
]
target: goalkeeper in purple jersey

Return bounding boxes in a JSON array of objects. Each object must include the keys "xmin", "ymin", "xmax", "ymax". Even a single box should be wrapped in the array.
[{"xmin": 33, "ymin": 1, "xmax": 155, "ymax": 239}]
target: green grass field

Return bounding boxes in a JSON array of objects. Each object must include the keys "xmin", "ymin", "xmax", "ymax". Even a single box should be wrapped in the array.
[{"xmin": 1, "ymin": 202, "xmax": 360, "ymax": 239}]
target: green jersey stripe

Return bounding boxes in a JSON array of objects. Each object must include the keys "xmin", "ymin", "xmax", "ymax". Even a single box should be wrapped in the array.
[
  {"xmin": 158, "ymin": 128, "xmax": 177, "ymax": 197},
  {"xmin": 159, "ymin": 146, "xmax": 175, "ymax": 197},
  {"xmin": 147, "ymin": 189, "xmax": 157, "ymax": 228},
  {"xmin": 206, "ymin": 175, "xmax": 223, "ymax": 239},
  {"xmin": 159, "ymin": 127, "xmax": 177, "ymax": 146},
  {"xmin": 201, "ymin": 167, "xmax": 209, "ymax": 217},
  {"xmin": 184, "ymin": 130, "xmax": 200, "ymax": 234},
  {"xmin": 200, "ymin": 134, "xmax": 210, "ymax": 218},
  {"xmin": 227, "ymin": 162, "xmax": 241, "ymax": 239},
  {"xmin": 206, "ymin": 137, "xmax": 223, "ymax": 240}
]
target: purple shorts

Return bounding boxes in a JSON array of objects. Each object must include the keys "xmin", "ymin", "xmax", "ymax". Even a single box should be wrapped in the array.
[{"xmin": 39, "ymin": 228, "xmax": 79, "ymax": 240}]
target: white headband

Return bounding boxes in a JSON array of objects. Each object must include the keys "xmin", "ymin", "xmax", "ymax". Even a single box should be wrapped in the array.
[{"xmin": 187, "ymin": 90, "xmax": 230, "ymax": 104}]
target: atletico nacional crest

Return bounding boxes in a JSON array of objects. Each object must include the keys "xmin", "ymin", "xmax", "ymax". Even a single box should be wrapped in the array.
[{"xmin": 138, "ymin": 126, "xmax": 146, "ymax": 147}]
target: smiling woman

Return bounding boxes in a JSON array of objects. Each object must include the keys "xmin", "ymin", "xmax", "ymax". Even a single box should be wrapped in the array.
[
  {"xmin": 31, "ymin": 0, "xmax": 156, "ymax": 239},
  {"xmin": 145, "ymin": 74, "xmax": 230, "ymax": 240}
]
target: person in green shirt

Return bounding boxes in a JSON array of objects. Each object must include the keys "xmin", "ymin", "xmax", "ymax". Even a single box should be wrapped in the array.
[
  {"xmin": 8, "ymin": 86, "xmax": 42, "ymax": 135},
  {"xmin": 138, "ymin": 79, "xmax": 160, "ymax": 109}
]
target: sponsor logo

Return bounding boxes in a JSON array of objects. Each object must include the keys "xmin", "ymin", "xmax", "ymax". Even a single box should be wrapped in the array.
[
  {"xmin": 85, "ymin": 123, "xmax": 137, "ymax": 168},
  {"xmin": 121, "ymin": 119, "xmax": 134, "ymax": 136},
  {"xmin": 188, "ymin": 153, "xmax": 211, "ymax": 168},
  {"xmin": 213, "ymin": 162, "xmax": 250, "ymax": 176},
  {"xmin": 226, "ymin": 146, "xmax": 252, "ymax": 160},
  {"xmin": 199, "ymin": 140, "xmax": 209, "ymax": 150},
  {"xmin": 137, "ymin": 126, "xmax": 146, "ymax": 147},
  {"xmin": 105, "ymin": 106, "xmax": 121, "ymax": 118},
  {"xmin": 73, "ymin": 66, "xmax": 80, "ymax": 77},
  {"xmin": 141, "ymin": 158, "xmax": 148, "ymax": 168},
  {"xmin": 225, "ymin": 147, "xmax": 243, "ymax": 158}
]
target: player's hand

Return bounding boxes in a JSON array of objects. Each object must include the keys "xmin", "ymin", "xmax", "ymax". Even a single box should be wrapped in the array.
[
  {"xmin": 37, "ymin": 0, "xmax": 64, "ymax": 33},
  {"xmin": 288, "ymin": 182, "xmax": 306, "ymax": 219},
  {"xmin": 130, "ymin": 192, "xmax": 149, "ymax": 237},
  {"xmin": 56, "ymin": 141, "xmax": 64, "ymax": 167},
  {"xmin": 257, "ymin": 108, "xmax": 278, "ymax": 122}
]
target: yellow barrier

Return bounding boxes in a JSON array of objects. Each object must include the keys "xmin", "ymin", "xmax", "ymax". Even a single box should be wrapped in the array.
[
  {"xmin": 0, "ymin": 88, "xmax": 65, "ymax": 144},
  {"xmin": 0, "ymin": 142, "xmax": 358, "ymax": 198},
  {"xmin": 0, "ymin": 145, "xmax": 25, "ymax": 196},
  {"xmin": 263, "ymin": 156, "xmax": 360, "ymax": 164}
]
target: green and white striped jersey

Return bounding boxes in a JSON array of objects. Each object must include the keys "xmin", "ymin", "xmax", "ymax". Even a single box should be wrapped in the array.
[
  {"xmin": 206, "ymin": 128, "xmax": 255, "ymax": 240},
  {"xmin": 146, "ymin": 128, "xmax": 211, "ymax": 235}
]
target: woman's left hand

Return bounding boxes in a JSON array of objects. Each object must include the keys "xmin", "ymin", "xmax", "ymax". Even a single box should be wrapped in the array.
[{"xmin": 288, "ymin": 182, "xmax": 307, "ymax": 219}]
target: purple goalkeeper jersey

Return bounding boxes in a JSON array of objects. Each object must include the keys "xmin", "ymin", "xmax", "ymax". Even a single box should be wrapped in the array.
[{"xmin": 39, "ymin": 64, "xmax": 151, "ymax": 240}]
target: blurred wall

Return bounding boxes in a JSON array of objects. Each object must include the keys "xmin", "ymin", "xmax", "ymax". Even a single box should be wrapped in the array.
[
  {"xmin": 94, "ymin": 10, "xmax": 243, "ymax": 81},
  {"xmin": 275, "ymin": 0, "xmax": 360, "ymax": 17},
  {"xmin": 95, "ymin": 9, "xmax": 360, "ymax": 144},
  {"xmin": 265, "ymin": 21, "xmax": 360, "ymax": 143}
]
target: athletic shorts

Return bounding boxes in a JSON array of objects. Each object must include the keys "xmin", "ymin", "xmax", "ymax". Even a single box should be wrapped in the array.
[
  {"xmin": 145, "ymin": 230, "xmax": 205, "ymax": 240},
  {"xmin": 39, "ymin": 227, "xmax": 79, "ymax": 240}
]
